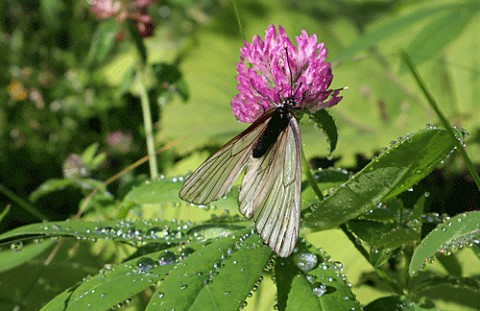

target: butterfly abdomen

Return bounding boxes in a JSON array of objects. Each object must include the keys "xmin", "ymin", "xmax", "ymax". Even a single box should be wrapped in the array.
[{"xmin": 252, "ymin": 108, "xmax": 291, "ymax": 158}]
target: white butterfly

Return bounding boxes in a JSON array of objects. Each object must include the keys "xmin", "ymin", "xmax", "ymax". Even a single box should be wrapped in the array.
[{"xmin": 179, "ymin": 95, "xmax": 302, "ymax": 257}]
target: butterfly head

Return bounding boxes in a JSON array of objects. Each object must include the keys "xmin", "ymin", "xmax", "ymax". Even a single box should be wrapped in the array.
[{"xmin": 283, "ymin": 96, "xmax": 297, "ymax": 109}]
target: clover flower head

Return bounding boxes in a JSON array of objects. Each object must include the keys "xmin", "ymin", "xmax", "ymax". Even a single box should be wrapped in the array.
[
  {"xmin": 91, "ymin": 0, "xmax": 122, "ymax": 19},
  {"xmin": 91, "ymin": 0, "xmax": 156, "ymax": 37},
  {"xmin": 231, "ymin": 24, "xmax": 343, "ymax": 123}
]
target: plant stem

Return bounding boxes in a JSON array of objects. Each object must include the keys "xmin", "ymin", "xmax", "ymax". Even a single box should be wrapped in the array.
[
  {"xmin": 137, "ymin": 69, "xmax": 158, "ymax": 179},
  {"xmin": 301, "ymin": 149, "xmax": 323, "ymax": 201},
  {"xmin": 402, "ymin": 52, "xmax": 480, "ymax": 191},
  {"xmin": 0, "ymin": 184, "xmax": 48, "ymax": 220}
]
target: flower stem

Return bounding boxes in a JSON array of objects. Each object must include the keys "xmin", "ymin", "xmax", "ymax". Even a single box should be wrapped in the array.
[
  {"xmin": 402, "ymin": 52, "xmax": 480, "ymax": 191},
  {"xmin": 137, "ymin": 69, "xmax": 158, "ymax": 179},
  {"xmin": 0, "ymin": 184, "xmax": 48, "ymax": 221},
  {"xmin": 301, "ymin": 149, "xmax": 323, "ymax": 201}
]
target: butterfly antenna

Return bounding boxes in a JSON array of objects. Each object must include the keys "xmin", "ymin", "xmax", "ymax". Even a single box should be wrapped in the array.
[{"xmin": 285, "ymin": 46, "xmax": 294, "ymax": 98}]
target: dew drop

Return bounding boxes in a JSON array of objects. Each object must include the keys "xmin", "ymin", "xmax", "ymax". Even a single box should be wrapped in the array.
[
  {"xmin": 10, "ymin": 241, "xmax": 23, "ymax": 252},
  {"xmin": 135, "ymin": 257, "xmax": 156, "ymax": 273},
  {"xmin": 312, "ymin": 282, "xmax": 327, "ymax": 297},
  {"xmin": 159, "ymin": 250, "xmax": 177, "ymax": 265},
  {"xmin": 294, "ymin": 252, "xmax": 319, "ymax": 273}
]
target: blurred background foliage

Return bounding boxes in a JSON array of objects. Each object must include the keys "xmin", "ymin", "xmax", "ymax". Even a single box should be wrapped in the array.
[
  {"xmin": 2, "ymin": 0, "xmax": 478, "ymax": 226},
  {"xmin": 0, "ymin": 0, "xmax": 479, "ymax": 309}
]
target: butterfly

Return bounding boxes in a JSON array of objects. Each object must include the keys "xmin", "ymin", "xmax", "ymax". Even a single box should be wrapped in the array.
[{"xmin": 179, "ymin": 91, "xmax": 302, "ymax": 257}]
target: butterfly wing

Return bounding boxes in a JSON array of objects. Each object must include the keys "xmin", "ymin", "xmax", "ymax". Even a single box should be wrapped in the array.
[
  {"xmin": 239, "ymin": 117, "xmax": 302, "ymax": 257},
  {"xmin": 179, "ymin": 111, "xmax": 274, "ymax": 204}
]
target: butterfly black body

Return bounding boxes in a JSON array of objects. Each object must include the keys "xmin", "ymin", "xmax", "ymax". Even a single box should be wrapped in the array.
[{"xmin": 252, "ymin": 98, "xmax": 296, "ymax": 158}]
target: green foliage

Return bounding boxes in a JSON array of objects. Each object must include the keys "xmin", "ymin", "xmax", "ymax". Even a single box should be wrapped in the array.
[
  {"xmin": 409, "ymin": 211, "xmax": 480, "ymax": 276},
  {"xmin": 309, "ymin": 109, "xmax": 338, "ymax": 154},
  {"xmin": 1, "ymin": 0, "xmax": 480, "ymax": 310},
  {"xmin": 304, "ymin": 127, "xmax": 461, "ymax": 230}
]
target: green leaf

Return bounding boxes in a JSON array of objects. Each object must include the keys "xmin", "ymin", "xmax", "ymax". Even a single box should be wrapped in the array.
[
  {"xmin": 304, "ymin": 127, "xmax": 461, "ymax": 231},
  {"xmin": 410, "ymin": 274, "xmax": 480, "ymax": 310},
  {"xmin": 152, "ymin": 62, "xmax": 190, "ymax": 101},
  {"xmin": 409, "ymin": 211, "xmax": 480, "ymax": 276},
  {"xmin": 81, "ymin": 143, "xmax": 99, "ymax": 164},
  {"xmin": 29, "ymin": 178, "xmax": 105, "ymax": 202},
  {"xmin": 347, "ymin": 193, "xmax": 428, "ymax": 265},
  {"xmin": 301, "ymin": 168, "xmax": 351, "ymax": 210},
  {"xmin": 436, "ymin": 253, "xmax": 463, "ymax": 278},
  {"xmin": 356, "ymin": 198, "xmax": 403, "ymax": 223},
  {"xmin": 87, "ymin": 19, "xmax": 121, "ymax": 65},
  {"xmin": 308, "ymin": 109, "xmax": 338, "ymax": 154},
  {"xmin": 365, "ymin": 295, "xmax": 436, "ymax": 311},
  {"xmin": 0, "ymin": 204, "xmax": 10, "ymax": 224},
  {"xmin": 125, "ymin": 177, "xmax": 184, "ymax": 205},
  {"xmin": 411, "ymin": 272, "xmax": 480, "ymax": 295},
  {"xmin": 0, "ymin": 220, "xmax": 194, "ymax": 246},
  {"xmin": 40, "ymin": 245, "xmax": 191, "ymax": 311},
  {"xmin": 0, "ymin": 239, "xmax": 55, "ymax": 273},
  {"xmin": 146, "ymin": 229, "xmax": 271, "ymax": 311},
  {"xmin": 117, "ymin": 65, "xmax": 136, "ymax": 96},
  {"xmin": 335, "ymin": 2, "xmax": 470, "ymax": 62},
  {"xmin": 125, "ymin": 177, "xmax": 240, "ymax": 212},
  {"xmin": 275, "ymin": 241, "xmax": 361, "ymax": 311},
  {"xmin": 404, "ymin": 4, "xmax": 478, "ymax": 69},
  {"xmin": 127, "ymin": 20, "xmax": 147, "ymax": 64},
  {"xmin": 472, "ymin": 244, "xmax": 480, "ymax": 261}
]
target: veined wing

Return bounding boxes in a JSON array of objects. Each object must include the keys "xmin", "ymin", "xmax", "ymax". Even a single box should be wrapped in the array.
[
  {"xmin": 239, "ymin": 117, "xmax": 302, "ymax": 257},
  {"xmin": 179, "ymin": 111, "xmax": 274, "ymax": 205}
]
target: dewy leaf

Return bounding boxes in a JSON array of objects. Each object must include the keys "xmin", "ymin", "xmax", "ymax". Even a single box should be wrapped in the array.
[
  {"xmin": 409, "ymin": 211, "xmax": 480, "ymax": 276},
  {"xmin": 0, "ymin": 219, "xmax": 194, "ymax": 246},
  {"xmin": 124, "ymin": 177, "xmax": 239, "ymax": 212},
  {"xmin": 275, "ymin": 240, "xmax": 361, "ymax": 311},
  {"xmin": 146, "ymin": 229, "xmax": 271, "ymax": 311},
  {"xmin": 40, "ymin": 245, "xmax": 195, "ymax": 311},
  {"xmin": 347, "ymin": 193, "xmax": 428, "ymax": 265},
  {"xmin": 365, "ymin": 295, "xmax": 436, "ymax": 311},
  {"xmin": 410, "ymin": 274, "xmax": 480, "ymax": 297},
  {"xmin": 304, "ymin": 127, "xmax": 461, "ymax": 231},
  {"xmin": 125, "ymin": 176, "xmax": 185, "ymax": 205},
  {"xmin": 0, "ymin": 239, "xmax": 55, "ymax": 273},
  {"xmin": 309, "ymin": 109, "xmax": 338, "ymax": 154}
]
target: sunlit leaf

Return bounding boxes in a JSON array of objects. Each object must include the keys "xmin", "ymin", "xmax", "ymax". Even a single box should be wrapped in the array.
[
  {"xmin": 275, "ymin": 240, "xmax": 361, "ymax": 311},
  {"xmin": 40, "ymin": 245, "xmax": 193, "ymax": 311},
  {"xmin": 409, "ymin": 211, "xmax": 480, "ymax": 276},
  {"xmin": 309, "ymin": 109, "xmax": 338, "ymax": 154},
  {"xmin": 335, "ymin": 2, "xmax": 470, "ymax": 62},
  {"xmin": 146, "ymin": 229, "xmax": 270, "ymax": 311},
  {"xmin": 404, "ymin": 4, "xmax": 478, "ymax": 69},
  {"xmin": 0, "ymin": 239, "xmax": 55, "ymax": 273},
  {"xmin": 0, "ymin": 220, "xmax": 194, "ymax": 246},
  {"xmin": 304, "ymin": 127, "xmax": 461, "ymax": 231},
  {"xmin": 365, "ymin": 295, "xmax": 436, "ymax": 311},
  {"xmin": 124, "ymin": 177, "xmax": 239, "ymax": 212}
]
